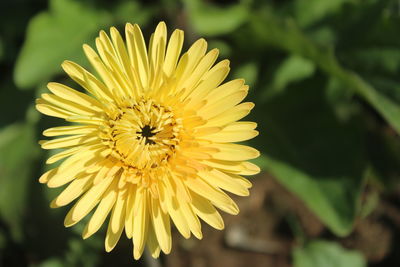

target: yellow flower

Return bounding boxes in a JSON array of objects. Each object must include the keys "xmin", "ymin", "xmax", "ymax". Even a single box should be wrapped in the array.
[{"xmin": 36, "ymin": 21, "xmax": 260, "ymax": 259}]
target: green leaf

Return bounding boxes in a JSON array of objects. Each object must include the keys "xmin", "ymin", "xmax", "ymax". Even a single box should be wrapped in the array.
[
  {"xmin": 273, "ymin": 55, "xmax": 315, "ymax": 91},
  {"xmin": 184, "ymin": 0, "xmax": 249, "ymax": 36},
  {"xmin": 253, "ymin": 84, "xmax": 365, "ymax": 236},
  {"xmin": 14, "ymin": 0, "xmax": 112, "ymax": 89},
  {"xmin": 113, "ymin": 1, "xmax": 154, "ymax": 26},
  {"xmin": 366, "ymin": 125, "xmax": 400, "ymax": 188},
  {"xmin": 293, "ymin": 240, "xmax": 366, "ymax": 267},
  {"xmin": 345, "ymin": 47, "xmax": 400, "ymax": 75},
  {"xmin": 0, "ymin": 228, "xmax": 5, "ymax": 250},
  {"xmin": 233, "ymin": 61, "xmax": 258, "ymax": 87},
  {"xmin": 257, "ymin": 155, "xmax": 363, "ymax": 236},
  {"xmin": 250, "ymin": 11, "xmax": 400, "ymax": 136},
  {"xmin": 64, "ymin": 238, "xmax": 101, "ymax": 267},
  {"xmin": 0, "ymin": 122, "xmax": 38, "ymax": 241},
  {"xmin": 325, "ymin": 77, "xmax": 358, "ymax": 122},
  {"xmin": 347, "ymin": 72, "xmax": 400, "ymax": 135},
  {"xmin": 35, "ymin": 258, "xmax": 64, "ymax": 267},
  {"xmin": 208, "ymin": 40, "xmax": 232, "ymax": 58},
  {"xmin": 0, "ymin": 37, "xmax": 3, "ymax": 62},
  {"xmin": 295, "ymin": 0, "xmax": 357, "ymax": 27}
]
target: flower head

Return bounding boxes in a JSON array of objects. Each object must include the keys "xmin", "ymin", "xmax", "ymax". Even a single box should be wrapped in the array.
[{"xmin": 37, "ymin": 22, "xmax": 260, "ymax": 259}]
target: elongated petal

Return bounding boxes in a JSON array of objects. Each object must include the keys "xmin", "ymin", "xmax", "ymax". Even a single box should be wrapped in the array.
[
  {"xmin": 209, "ymin": 143, "xmax": 260, "ymax": 161},
  {"xmin": 191, "ymin": 192, "xmax": 224, "ymax": 230},
  {"xmin": 198, "ymin": 169, "xmax": 250, "ymax": 196},
  {"xmin": 202, "ymin": 159, "xmax": 261, "ymax": 175},
  {"xmin": 36, "ymin": 99, "xmax": 74, "ymax": 119},
  {"xmin": 82, "ymin": 179, "xmax": 118, "ymax": 239},
  {"xmin": 146, "ymin": 223, "xmax": 161, "ymax": 258},
  {"xmin": 151, "ymin": 197, "xmax": 172, "ymax": 254},
  {"xmin": 43, "ymin": 125, "xmax": 98, "ymax": 137},
  {"xmin": 198, "ymin": 90, "xmax": 248, "ymax": 119},
  {"xmin": 64, "ymin": 170, "xmax": 117, "ymax": 226},
  {"xmin": 47, "ymin": 82, "xmax": 103, "ymax": 112},
  {"xmin": 163, "ymin": 29, "xmax": 184, "ymax": 77},
  {"xmin": 204, "ymin": 102, "xmax": 255, "ymax": 127},
  {"xmin": 61, "ymin": 60, "xmax": 113, "ymax": 102},
  {"xmin": 40, "ymin": 134, "xmax": 98, "ymax": 150},
  {"xmin": 202, "ymin": 122, "xmax": 258, "ymax": 142},
  {"xmin": 124, "ymin": 184, "xmax": 136, "ymax": 238},
  {"xmin": 133, "ymin": 189, "xmax": 149, "ymax": 260},
  {"xmin": 50, "ymin": 175, "xmax": 93, "ymax": 208},
  {"xmin": 105, "ymin": 188, "xmax": 127, "ymax": 252}
]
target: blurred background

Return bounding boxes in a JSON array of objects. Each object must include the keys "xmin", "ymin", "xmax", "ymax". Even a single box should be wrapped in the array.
[{"xmin": 1, "ymin": 0, "xmax": 400, "ymax": 266}]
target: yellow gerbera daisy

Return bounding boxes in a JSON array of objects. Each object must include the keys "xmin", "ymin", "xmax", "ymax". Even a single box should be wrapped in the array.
[{"xmin": 36, "ymin": 21, "xmax": 260, "ymax": 259}]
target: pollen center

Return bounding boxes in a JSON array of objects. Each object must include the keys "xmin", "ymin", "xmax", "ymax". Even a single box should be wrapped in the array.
[
  {"xmin": 138, "ymin": 125, "xmax": 157, "ymax": 145},
  {"xmin": 104, "ymin": 99, "xmax": 182, "ymax": 170}
]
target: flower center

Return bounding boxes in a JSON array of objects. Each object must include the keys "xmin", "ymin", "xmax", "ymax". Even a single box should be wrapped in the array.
[
  {"xmin": 137, "ymin": 125, "xmax": 157, "ymax": 145},
  {"xmin": 104, "ymin": 99, "xmax": 182, "ymax": 170}
]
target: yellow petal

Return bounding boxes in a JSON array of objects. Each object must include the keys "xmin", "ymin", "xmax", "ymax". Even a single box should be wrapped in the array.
[
  {"xmin": 163, "ymin": 29, "xmax": 184, "ymax": 78},
  {"xmin": 43, "ymin": 125, "xmax": 97, "ymax": 137},
  {"xmin": 47, "ymin": 82, "xmax": 103, "ymax": 113},
  {"xmin": 198, "ymin": 169, "xmax": 250, "ymax": 196},
  {"xmin": 162, "ymin": 180, "xmax": 191, "ymax": 239},
  {"xmin": 110, "ymin": 27, "xmax": 132, "ymax": 80},
  {"xmin": 199, "ymin": 90, "xmax": 248, "ymax": 119},
  {"xmin": 151, "ymin": 197, "xmax": 172, "ymax": 254},
  {"xmin": 61, "ymin": 60, "xmax": 113, "ymax": 102},
  {"xmin": 187, "ymin": 63, "xmax": 230, "ymax": 106},
  {"xmin": 175, "ymin": 38, "xmax": 207, "ymax": 87},
  {"xmin": 40, "ymin": 93, "xmax": 97, "ymax": 116},
  {"xmin": 40, "ymin": 134, "xmax": 98, "ymax": 150},
  {"xmin": 96, "ymin": 30, "xmax": 114, "ymax": 69},
  {"xmin": 82, "ymin": 44, "xmax": 119, "ymax": 95},
  {"xmin": 204, "ymin": 102, "xmax": 255, "ymax": 127},
  {"xmin": 66, "ymin": 115, "xmax": 105, "ymax": 125},
  {"xmin": 64, "ymin": 171, "xmax": 116, "ymax": 227},
  {"xmin": 125, "ymin": 24, "xmax": 144, "ymax": 93},
  {"xmin": 97, "ymin": 45, "xmax": 132, "ymax": 98},
  {"xmin": 133, "ymin": 189, "xmax": 149, "ymax": 260},
  {"xmin": 93, "ymin": 162, "xmax": 119, "ymax": 185},
  {"xmin": 36, "ymin": 99, "xmax": 74, "ymax": 119},
  {"xmin": 171, "ymin": 173, "xmax": 192, "ymax": 203},
  {"xmin": 178, "ymin": 197, "xmax": 202, "ymax": 239},
  {"xmin": 180, "ymin": 48, "xmax": 219, "ymax": 97},
  {"xmin": 202, "ymin": 122, "xmax": 258, "ymax": 142},
  {"xmin": 191, "ymin": 192, "xmax": 224, "ymax": 230},
  {"xmin": 213, "ymin": 196, "xmax": 239, "ymax": 215},
  {"xmin": 194, "ymin": 126, "xmax": 221, "ymax": 137},
  {"xmin": 82, "ymin": 179, "xmax": 118, "ymax": 239},
  {"xmin": 146, "ymin": 223, "xmax": 161, "ymax": 258},
  {"xmin": 202, "ymin": 159, "xmax": 260, "ymax": 175},
  {"xmin": 50, "ymin": 175, "xmax": 93, "ymax": 208},
  {"xmin": 239, "ymin": 161, "xmax": 261, "ymax": 175},
  {"xmin": 38, "ymin": 168, "xmax": 57, "ymax": 184},
  {"xmin": 57, "ymin": 144, "xmax": 106, "ymax": 172},
  {"xmin": 209, "ymin": 143, "xmax": 260, "ymax": 161},
  {"xmin": 185, "ymin": 176, "xmax": 228, "ymax": 205},
  {"xmin": 185, "ymin": 177, "xmax": 236, "ymax": 214},
  {"xmin": 47, "ymin": 163, "xmax": 90, "ymax": 188},
  {"xmin": 206, "ymin": 79, "xmax": 245, "ymax": 103},
  {"xmin": 126, "ymin": 23, "xmax": 150, "ymax": 89},
  {"xmin": 149, "ymin": 22, "xmax": 167, "ymax": 85},
  {"xmin": 105, "ymin": 188, "xmax": 127, "ymax": 252},
  {"xmin": 124, "ymin": 184, "xmax": 136, "ymax": 238}
]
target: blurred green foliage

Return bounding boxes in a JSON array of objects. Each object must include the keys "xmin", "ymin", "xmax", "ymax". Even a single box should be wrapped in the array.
[
  {"xmin": 293, "ymin": 240, "xmax": 366, "ymax": 267},
  {"xmin": 2, "ymin": 0, "xmax": 400, "ymax": 266}
]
